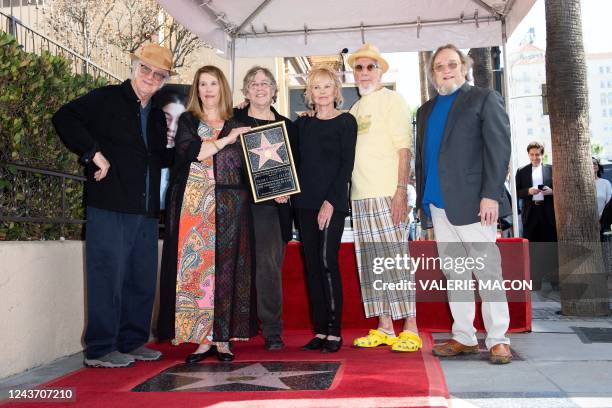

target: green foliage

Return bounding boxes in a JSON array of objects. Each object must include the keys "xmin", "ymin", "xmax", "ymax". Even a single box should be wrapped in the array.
[
  {"xmin": 591, "ymin": 142, "xmax": 604, "ymax": 159},
  {"xmin": 0, "ymin": 32, "xmax": 107, "ymax": 240}
]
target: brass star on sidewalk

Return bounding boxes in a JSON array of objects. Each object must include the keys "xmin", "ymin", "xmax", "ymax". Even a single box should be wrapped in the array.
[
  {"xmin": 168, "ymin": 362, "xmax": 333, "ymax": 391},
  {"xmin": 248, "ymin": 134, "xmax": 284, "ymax": 170}
]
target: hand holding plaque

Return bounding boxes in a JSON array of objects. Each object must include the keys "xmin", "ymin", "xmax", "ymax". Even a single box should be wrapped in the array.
[{"xmin": 240, "ymin": 121, "xmax": 300, "ymax": 203}]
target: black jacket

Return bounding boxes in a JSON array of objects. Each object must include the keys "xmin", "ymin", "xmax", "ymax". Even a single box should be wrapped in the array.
[
  {"xmin": 52, "ymin": 80, "xmax": 173, "ymax": 217},
  {"xmin": 415, "ymin": 83, "xmax": 511, "ymax": 226},
  {"xmin": 516, "ymin": 163, "xmax": 556, "ymax": 226}
]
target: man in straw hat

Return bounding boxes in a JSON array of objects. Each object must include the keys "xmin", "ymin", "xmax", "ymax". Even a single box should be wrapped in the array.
[
  {"xmin": 348, "ymin": 43, "xmax": 422, "ymax": 352},
  {"xmin": 53, "ymin": 43, "xmax": 175, "ymax": 368}
]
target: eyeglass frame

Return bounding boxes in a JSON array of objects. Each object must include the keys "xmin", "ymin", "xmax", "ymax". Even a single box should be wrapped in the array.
[
  {"xmin": 247, "ymin": 81, "xmax": 273, "ymax": 90},
  {"xmin": 433, "ymin": 61, "xmax": 462, "ymax": 73},
  {"xmin": 138, "ymin": 63, "xmax": 169, "ymax": 82}
]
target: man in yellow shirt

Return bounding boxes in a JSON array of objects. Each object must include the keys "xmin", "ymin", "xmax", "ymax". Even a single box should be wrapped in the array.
[{"xmin": 348, "ymin": 44, "xmax": 420, "ymax": 353}]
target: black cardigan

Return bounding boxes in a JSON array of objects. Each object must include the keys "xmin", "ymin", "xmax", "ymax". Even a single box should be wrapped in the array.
[{"xmin": 52, "ymin": 80, "xmax": 173, "ymax": 217}]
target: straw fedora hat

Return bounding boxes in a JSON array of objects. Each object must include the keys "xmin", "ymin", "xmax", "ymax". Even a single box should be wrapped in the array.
[
  {"xmin": 130, "ymin": 43, "xmax": 176, "ymax": 76},
  {"xmin": 348, "ymin": 43, "xmax": 389, "ymax": 73},
  {"xmin": 347, "ymin": 43, "xmax": 389, "ymax": 73}
]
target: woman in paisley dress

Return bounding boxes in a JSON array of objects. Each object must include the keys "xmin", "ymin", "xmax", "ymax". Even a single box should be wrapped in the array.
[{"xmin": 159, "ymin": 65, "xmax": 257, "ymax": 362}]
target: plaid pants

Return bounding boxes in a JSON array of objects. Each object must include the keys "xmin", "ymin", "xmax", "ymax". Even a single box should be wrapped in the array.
[{"xmin": 352, "ymin": 197, "xmax": 416, "ymax": 319}]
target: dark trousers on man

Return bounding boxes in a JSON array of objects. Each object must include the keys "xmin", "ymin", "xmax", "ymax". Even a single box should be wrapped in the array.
[
  {"xmin": 251, "ymin": 204, "xmax": 286, "ymax": 339},
  {"xmin": 296, "ymin": 208, "xmax": 345, "ymax": 337},
  {"xmin": 523, "ymin": 205, "xmax": 558, "ymax": 288},
  {"xmin": 84, "ymin": 206, "xmax": 158, "ymax": 359}
]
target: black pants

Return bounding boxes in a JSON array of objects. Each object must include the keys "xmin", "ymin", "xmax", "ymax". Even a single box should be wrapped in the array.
[
  {"xmin": 523, "ymin": 205, "xmax": 558, "ymax": 287},
  {"xmin": 252, "ymin": 204, "xmax": 286, "ymax": 338},
  {"xmin": 297, "ymin": 208, "xmax": 345, "ymax": 337},
  {"xmin": 84, "ymin": 207, "xmax": 158, "ymax": 359}
]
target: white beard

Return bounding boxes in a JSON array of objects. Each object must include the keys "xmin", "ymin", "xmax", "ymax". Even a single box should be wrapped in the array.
[{"xmin": 358, "ymin": 84, "xmax": 376, "ymax": 96}]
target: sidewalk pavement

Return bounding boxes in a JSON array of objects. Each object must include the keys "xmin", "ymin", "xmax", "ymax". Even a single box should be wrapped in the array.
[
  {"xmin": 1, "ymin": 289, "xmax": 611, "ymax": 408},
  {"xmin": 437, "ymin": 288, "xmax": 612, "ymax": 408}
]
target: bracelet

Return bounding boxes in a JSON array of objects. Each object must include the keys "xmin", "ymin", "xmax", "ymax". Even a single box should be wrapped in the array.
[
  {"xmin": 396, "ymin": 184, "xmax": 407, "ymax": 190},
  {"xmin": 212, "ymin": 140, "xmax": 222, "ymax": 151}
]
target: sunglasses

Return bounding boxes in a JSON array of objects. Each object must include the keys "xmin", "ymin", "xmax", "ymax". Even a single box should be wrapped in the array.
[
  {"xmin": 354, "ymin": 63, "xmax": 379, "ymax": 72},
  {"xmin": 434, "ymin": 61, "xmax": 460, "ymax": 73},
  {"xmin": 139, "ymin": 63, "xmax": 169, "ymax": 82}
]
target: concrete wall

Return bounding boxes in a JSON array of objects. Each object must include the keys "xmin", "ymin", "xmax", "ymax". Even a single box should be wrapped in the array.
[
  {"xmin": 0, "ymin": 241, "xmax": 167, "ymax": 379},
  {"xmin": 0, "ymin": 241, "xmax": 86, "ymax": 378}
]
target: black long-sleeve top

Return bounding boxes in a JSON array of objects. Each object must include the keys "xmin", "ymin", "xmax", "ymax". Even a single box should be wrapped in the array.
[
  {"xmin": 52, "ymin": 80, "xmax": 174, "ymax": 217},
  {"xmin": 293, "ymin": 113, "xmax": 357, "ymax": 213}
]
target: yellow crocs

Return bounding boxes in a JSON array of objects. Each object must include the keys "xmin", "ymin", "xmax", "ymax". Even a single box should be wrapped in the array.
[
  {"xmin": 391, "ymin": 331, "xmax": 423, "ymax": 352},
  {"xmin": 353, "ymin": 329, "xmax": 398, "ymax": 348}
]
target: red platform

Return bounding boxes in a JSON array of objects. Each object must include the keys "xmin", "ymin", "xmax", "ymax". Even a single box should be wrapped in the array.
[{"xmin": 281, "ymin": 238, "xmax": 531, "ymax": 333}]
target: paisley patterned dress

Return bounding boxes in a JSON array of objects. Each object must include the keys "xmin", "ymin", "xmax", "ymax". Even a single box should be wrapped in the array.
[{"xmin": 174, "ymin": 122, "xmax": 219, "ymax": 344}]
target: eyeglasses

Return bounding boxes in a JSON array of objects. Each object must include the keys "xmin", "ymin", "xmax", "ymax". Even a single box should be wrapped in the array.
[
  {"xmin": 434, "ymin": 62, "xmax": 460, "ymax": 73},
  {"xmin": 139, "ymin": 63, "xmax": 169, "ymax": 82},
  {"xmin": 248, "ymin": 81, "xmax": 272, "ymax": 89},
  {"xmin": 353, "ymin": 63, "xmax": 379, "ymax": 72}
]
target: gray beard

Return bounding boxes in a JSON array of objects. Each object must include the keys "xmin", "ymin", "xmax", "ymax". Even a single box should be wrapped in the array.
[{"xmin": 436, "ymin": 82, "xmax": 460, "ymax": 96}]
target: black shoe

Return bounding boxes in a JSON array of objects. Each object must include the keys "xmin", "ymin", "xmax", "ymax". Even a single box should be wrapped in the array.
[
  {"xmin": 217, "ymin": 350, "xmax": 235, "ymax": 362},
  {"xmin": 185, "ymin": 346, "xmax": 216, "ymax": 364},
  {"xmin": 322, "ymin": 338, "xmax": 342, "ymax": 353},
  {"xmin": 265, "ymin": 335, "xmax": 285, "ymax": 351},
  {"xmin": 302, "ymin": 337, "xmax": 325, "ymax": 351}
]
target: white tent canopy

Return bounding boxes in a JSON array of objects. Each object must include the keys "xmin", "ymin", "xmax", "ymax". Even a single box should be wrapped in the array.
[
  {"xmin": 156, "ymin": 0, "xmax": 535, "ymax": 58},
  {"xmin": 156, "ymin": 0, "xmax": 538, "ymax": 238}
]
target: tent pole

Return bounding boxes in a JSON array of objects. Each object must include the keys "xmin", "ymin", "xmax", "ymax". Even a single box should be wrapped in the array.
[
  {"xmin": 235, "ymin": 0, "xmax": 274, "ymax": 34},
  {"xmin": 230, "ymin": 36, "xmax": 236, "ymax": 92},
  {"xmin": 501, "ymin": 17, "xmax": 520, "ymax": 238},
  {"xmin": 237, "ymin": 15, "xmax": 498, "ymax": 39}
]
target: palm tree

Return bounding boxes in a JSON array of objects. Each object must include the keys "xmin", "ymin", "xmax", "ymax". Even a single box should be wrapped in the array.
[
  {"xmin": 545, "ymin": 0, "xmax": 609, "ymax": 316},
  {"xmin": 418, "ymin": 51, "xmax": 436, "ymax": 104},
  {"xmin": 468, "ymin": 47, "xmax": 493, "ymax": 89}
]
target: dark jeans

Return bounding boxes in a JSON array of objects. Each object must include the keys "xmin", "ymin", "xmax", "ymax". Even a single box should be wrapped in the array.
[
  {"xmin": 297, "ymin": 208, "xmax": 345, "ymax": 337},
  {"xmin": 84, "ymin": 206, "xmax": 158, "ymax": 359},
  {"xmin": 251, "ymin": 204, "xmax": 286, "ymax": 338}
]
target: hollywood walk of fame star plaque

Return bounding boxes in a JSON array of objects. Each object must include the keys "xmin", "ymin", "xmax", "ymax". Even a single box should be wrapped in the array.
[
  {"xmin": 240, "ymin": 121, "xmax": 300, "ymax": 203},
  {"xmin": 131, "ymin": 361, "xmax": 340, "ymax": 392}
]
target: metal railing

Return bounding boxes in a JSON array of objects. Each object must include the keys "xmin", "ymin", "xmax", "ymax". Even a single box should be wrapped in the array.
[
  {"xmin": 1, "ymin": 10, "xmax": 124, "ymax": 83},
  {"xmin": 0, "ymin": 162, "xmax": 86, "ymax": 239},
  {"xmin": 1, "ymin": 0, "xmax": 46, "ymax": 31}
]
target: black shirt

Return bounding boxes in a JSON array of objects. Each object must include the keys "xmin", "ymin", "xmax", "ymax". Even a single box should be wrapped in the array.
[{"xmin": 293, "ymin": 113, "xmax": 357, "ymax": 213}]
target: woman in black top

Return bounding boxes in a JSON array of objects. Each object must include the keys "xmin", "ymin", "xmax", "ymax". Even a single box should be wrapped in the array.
[
  {"xmin": 294, "ymin": 67, "xmax": 357, "ymax": 352},
  {"xmin": 233, "ymin": 66, "xmax": 297, "ymax": 351}
]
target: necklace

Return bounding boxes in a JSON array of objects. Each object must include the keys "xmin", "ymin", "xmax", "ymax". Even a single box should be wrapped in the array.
[{"xmin": 248, "ymin": 108, "xmax": 274, "ymax": 127}]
